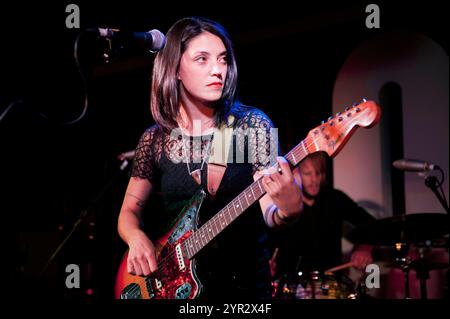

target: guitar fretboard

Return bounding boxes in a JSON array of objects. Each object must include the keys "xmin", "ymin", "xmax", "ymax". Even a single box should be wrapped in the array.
[{"xmin": 183, "ymin": 136, "xmax": 318, "ymax": 259}]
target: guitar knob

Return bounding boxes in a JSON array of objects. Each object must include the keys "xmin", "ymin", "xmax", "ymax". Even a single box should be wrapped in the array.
[
  {"xmin": 336, "ymin": 112, "xmax": 341, "ymax": 116},
  {"xmin": 328, "ymin": 116, "xmax": 334, "ymax": 121},
  {"xmin": 321, "ymin": 120, "xmax": 325, "ymax": 125}
]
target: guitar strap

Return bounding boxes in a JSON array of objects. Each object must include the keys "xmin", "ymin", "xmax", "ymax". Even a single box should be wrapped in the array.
[{"xmin": 207, "ymin": 115, "xmax": 235, "ymax": 196}]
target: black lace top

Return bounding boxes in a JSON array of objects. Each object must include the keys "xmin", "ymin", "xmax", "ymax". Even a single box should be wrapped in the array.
[{"xmin": 130, "ymin": 105, "xmax": 278, "ymax": 299}]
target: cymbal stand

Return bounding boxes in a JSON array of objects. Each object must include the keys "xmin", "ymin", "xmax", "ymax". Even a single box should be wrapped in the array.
[
  {"xmin": 394, "ymin": 242, "xmax": 412, "ymax": 299},
  {"xmin": 414, "ymin": 246, "xmax": 431, "ymax": 300},
  {"xmin": 401, "ymin": 256, "xmax": 412, "ymax": 299}
]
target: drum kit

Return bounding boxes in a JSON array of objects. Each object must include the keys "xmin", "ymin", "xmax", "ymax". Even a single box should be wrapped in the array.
[
  {"xmin": 273, "ymin": 213, "xmax": 449, "ymax": 299},
  {"xmin": 272, "ymin": 269, "xmax": 359, "ymax": 300}
]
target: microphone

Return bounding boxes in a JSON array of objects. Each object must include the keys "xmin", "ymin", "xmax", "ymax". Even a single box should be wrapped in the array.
[
  {"xmin": 117, "ymin": 150, "xmax": 136, "ymax": 161},
  {"xmin": 393, "ymin": 159, "xmax": 439, "ymax": 172},
  {"xmin": 96, "ymin": 28, "xmax": 166, "ymax": 53}
]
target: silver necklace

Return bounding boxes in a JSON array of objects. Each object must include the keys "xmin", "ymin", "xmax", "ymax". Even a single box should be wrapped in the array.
[{"xmin": 184, "ymin": 133, "xmax": 214, "ymax": 185}]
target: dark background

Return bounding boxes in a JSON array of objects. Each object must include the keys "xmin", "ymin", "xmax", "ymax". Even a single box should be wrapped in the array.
[{"xmin": 1, "ymin": 0, "xmax": 447, "ymax": 300}]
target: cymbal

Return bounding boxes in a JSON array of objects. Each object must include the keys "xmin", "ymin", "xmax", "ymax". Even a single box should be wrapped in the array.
[{"xmin": 348, "ymin": 213, "xmax": 449, "ymax": 246}]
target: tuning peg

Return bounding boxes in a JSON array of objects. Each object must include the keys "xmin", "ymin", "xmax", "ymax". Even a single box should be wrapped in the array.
[
  {"xmin": 328, "ymin": 116, "xmax": 334, "ymax": 121},
  {"xmin": 344, "ymin": 106, "xmax": 350, "ymax": 111},
  {"xmin": 361, "ymin": 98, "xmax": 367, "ymax": 103},
  {"xmin": 352, "ymin": 102, "xmax": 358, "ymax": 107},
  {"xmin": 321, "ymin": 120, "xmax": 325, "ymax": 125},
  {"xmin": 335, "ymin": 112, "xmax": 341, "ymax": 116}
]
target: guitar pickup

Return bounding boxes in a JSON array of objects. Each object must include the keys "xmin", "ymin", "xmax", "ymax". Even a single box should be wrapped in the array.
[{"xmin": 175, "ymin": 244, "xmax": 186, "ymax": 271}]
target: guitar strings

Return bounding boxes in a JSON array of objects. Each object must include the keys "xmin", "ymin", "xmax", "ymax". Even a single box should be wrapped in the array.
[
  {"xmin": 181, "ymin": 137, "xmax": 316, "ymax": 255},
  {"xmin": 122, "ymin": 105, "xmax": 368, "ymax": 297},
  {"xmin": 121, "ymin": 136, "xmax": 326, "ymax": 297},
  {"xmin": 157, "ymin": 129, "xmax": 327, "ymax": 267}
]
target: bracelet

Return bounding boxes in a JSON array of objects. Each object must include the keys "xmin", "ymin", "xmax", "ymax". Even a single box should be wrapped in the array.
[
  {"xmin": 274, "ymin": 208, "xmax": 290, "ymax": 224},
  {"xmin": 264, "ymin": 204, "xmax": 278, "ymax": 228},
  {"xmin": 275, "ymin": 207, "xmax": 299, "ymax": 225},
  {"xmin": 264, "ymin": 205, "xmax": 298, "ymax": 228}
]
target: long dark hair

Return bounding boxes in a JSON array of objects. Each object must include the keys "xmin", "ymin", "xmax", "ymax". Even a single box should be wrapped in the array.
[{"xmin": 150, "ymin": 17, "xmax": 238, "ymax": 132}]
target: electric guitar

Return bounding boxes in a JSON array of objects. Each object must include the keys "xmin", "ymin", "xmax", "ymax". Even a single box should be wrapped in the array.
[{"xmin": 115, "ymin": 99, "xmax": 381, "ymax": 299}]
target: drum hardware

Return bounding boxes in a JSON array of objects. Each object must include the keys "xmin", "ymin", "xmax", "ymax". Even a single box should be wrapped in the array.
[
  {"xmin": 349, "ymin": 213, "xmax": 449, "ymax": 299},
  {"xmin": 273, "ymin": 269, "xmax": 357, "ymax": 299}
]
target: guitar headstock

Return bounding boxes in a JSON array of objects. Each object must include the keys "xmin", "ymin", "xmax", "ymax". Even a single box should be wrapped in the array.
[{"xmin": 305, "ymin": 99, "xmax": 381, "ymax": 158}]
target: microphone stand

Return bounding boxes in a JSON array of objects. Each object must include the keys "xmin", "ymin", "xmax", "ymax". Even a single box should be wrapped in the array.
[
  {"xmin": 424, "ymin": 168, "xmax": 449, "ymax": 299},
  {"xmin": 424, "ymin": 174, "xmax": 449, "ymax": 214},
  {"xmin": 39, "ymin": 159, "xmax": 131, "ymax": 279}
]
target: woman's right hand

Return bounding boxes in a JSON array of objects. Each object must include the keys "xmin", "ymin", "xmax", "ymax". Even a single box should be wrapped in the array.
[{"xmin": 126, "ymin": 231, "xmax": 158, "ymax": 276}]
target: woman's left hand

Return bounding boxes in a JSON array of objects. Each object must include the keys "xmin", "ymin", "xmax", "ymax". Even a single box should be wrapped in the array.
[{"xmin": 261, "ymin": 156, "xmax": 303, "ymax": 220}]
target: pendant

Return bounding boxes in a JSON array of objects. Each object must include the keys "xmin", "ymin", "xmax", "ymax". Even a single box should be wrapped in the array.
[{"xmin": 190, "ymin": 169, "xmax": 202, "ymax": 185}]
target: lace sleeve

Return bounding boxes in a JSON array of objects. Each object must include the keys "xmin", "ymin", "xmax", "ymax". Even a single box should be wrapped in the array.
[
  {"xmin": 130, "ymin": 125, "xmax": 161, "ymax": 182},
  {"xmin": 235, "ymin": 108, "xmax": 279, "ymax": 173}
]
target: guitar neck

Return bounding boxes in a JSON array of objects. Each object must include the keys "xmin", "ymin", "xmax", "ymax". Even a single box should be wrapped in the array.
[{"xmin": 184, "ymin": 138, "xmax": 315, "ymax": 258}]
